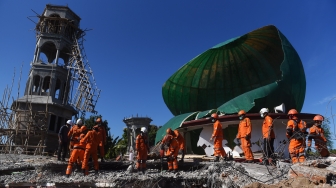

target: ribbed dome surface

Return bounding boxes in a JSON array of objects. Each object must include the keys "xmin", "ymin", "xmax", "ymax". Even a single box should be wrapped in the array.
[{"xmin": 162, "ymin": 25, "xmax": 306, "ymax": 116}]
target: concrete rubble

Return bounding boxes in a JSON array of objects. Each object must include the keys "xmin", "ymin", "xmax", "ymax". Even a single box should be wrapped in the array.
[{"xmin": 1, "ymin": 154, "xmax": 336, "ymax": 188}]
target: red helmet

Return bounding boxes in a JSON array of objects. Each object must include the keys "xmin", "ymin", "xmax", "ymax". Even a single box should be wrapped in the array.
[
  {"xmin": 166, "ymin": 128, "xmax": 173, "ymax": 135},
  {"xmin": 313, "ymin": 115, "xmax": 324, "ymax": 121},
  {"xmin": 211, "ymin": 113, "xmax": 218, "ymax": 119},
  {"xmin": 287, "ymin": 109, "xmax": 298, "ymax": 115},
  {"xmin": 238, "ymin": 110, "xmax": 246, "ymax": 116}
]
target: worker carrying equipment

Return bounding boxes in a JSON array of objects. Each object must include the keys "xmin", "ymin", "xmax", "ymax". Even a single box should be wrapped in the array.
[
  {"xmin": 307, "ymin": 115, "xmax": 329, "ymax": 157},
  {"xmin": 260, "ymin": 108, "xmax": 275, "ymax": 165},
  {"xmin": 162, "ymin": 134, "xmax": 179, "ymax": 172},
  {"xmin": 96, "ymin": 118, "xmax": 107, "ymax": 162},
  {"xmin": 66, "ymin": 126, "xmax": 88, "ymax": 177},
  {"xmin": 286, "ymin": 109, "xmax": 307, "ymax": 164},
  {"xmin": 209, "ymin": 113, "xmax": 227, "ymax": 162},
  {"xmin": 236, "ymin": 110, "xmax": 254, "ymax": 163},
  {"xmin": 136, "ymin": 127, "xmax": 150, "ymax": 174},
  {"xmin": 81, "ymin": 125, "xmax": 101, "ymax": 175},
  {"xmin": 166, "ymin": 128, "xmax": 186, "ymax": 162}
]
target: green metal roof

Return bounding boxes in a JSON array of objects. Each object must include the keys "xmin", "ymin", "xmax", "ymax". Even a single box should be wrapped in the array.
[{"xmin": 162, "ymin": 25, "xmax": 306, "ymax": 116}]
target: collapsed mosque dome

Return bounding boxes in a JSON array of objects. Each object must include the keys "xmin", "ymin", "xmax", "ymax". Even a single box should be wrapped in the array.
[{"xmin": 162, "ymin": 25, "xmax": 306, "ymax": 116}]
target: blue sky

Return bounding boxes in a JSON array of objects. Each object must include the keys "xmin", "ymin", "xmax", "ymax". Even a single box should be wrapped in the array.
[{"xmin": 0, "ymin": 1, "xmax": 336, "ymax": 143}]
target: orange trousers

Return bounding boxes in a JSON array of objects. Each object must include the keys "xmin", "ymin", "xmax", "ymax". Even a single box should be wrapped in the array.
[
  {"xmin": 136, "ymin": 149, "xmax": 148, "ymax": 170},
  {"xmin": 66, "ymin": 148, "xmax": 85, "ymax": 175},
  {"xmin": 167, "ymin": 156, "xmax": 178, "ymax": 170},
  {"xmin": 82, "ymin": 148, "xmax": 99, "ymax": 175},
  {"xmin": 289, "ymin": 139, "xmax": 305, "ymax": 164},
  {"xmin": 213, "ymin": 137, "xmax": 226, "ymax": 157},
  {"xmin": 241, "ymin": 138, "xmax": 254, "ymax": 161},
  {"xmin": 315, "ymin": 141, "xmax": 330, "ymax": 157}
]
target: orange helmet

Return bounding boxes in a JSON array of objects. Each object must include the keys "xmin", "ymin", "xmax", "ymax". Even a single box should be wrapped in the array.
[
  {"xmin": 313, "ymin": 115, "xmax": 324, "ymax": 121},
  {"xmin": 211, "ymin": 113, "xmax": 218, "ymax": 119},
  {"xmin": 287, "ymin": 109, "xmax": 298, "ymax": 116},
  {"xmin": 96, "ymin": 118, "xmax": 102, "ymax": 123},
  {"xmin": 81, "ymin": 126, "xmax": 87, "ymax": 132},
  {"xmin": 238, "ymin": 110, "xmax": 246, "ymax": 116},
  {"xmin": 166, "ymin": 128, "xmax": 173, "ymax": 135}
]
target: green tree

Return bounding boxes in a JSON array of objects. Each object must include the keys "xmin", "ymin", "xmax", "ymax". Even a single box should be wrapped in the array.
[
  {"xmin": 148, "ymin": 125, "xmax": 161, "ymax": 147},
  {"xmin": 322, "ymin": 118, "xmax": 333, "ymax": 149}
]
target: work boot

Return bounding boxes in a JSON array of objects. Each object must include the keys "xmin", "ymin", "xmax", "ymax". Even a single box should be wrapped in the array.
[
  {"xmin": 214, "ymin": 156, "xmax": 219, "ymax": 162},
  {"xmin": 82, "ymin": 169, "xmax": 86, "ymax": 176},
  {"xmin": 66, "ymin": 174, "xmax": 70, "ymax": 178},
  {"xmin": 173, "ymin": 169, "xmax": 178, "ymax": 173},
  {"xmin": 95, "ymin": 170, "xmax": 99, "ymax": 174}
]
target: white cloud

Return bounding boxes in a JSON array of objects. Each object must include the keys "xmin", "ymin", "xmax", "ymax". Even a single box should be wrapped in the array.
[{"xmin": 316, "ymin": 94, "xmax": 336, "ymax": 105}]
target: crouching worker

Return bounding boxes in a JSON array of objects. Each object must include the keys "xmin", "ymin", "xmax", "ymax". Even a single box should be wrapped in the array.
[
  {"xmin": 307, "ymin": 115, "xmax": 330, "ymax": 157},
  {"xmin": 66, "ymin": 126, "xmax": 88, "ymax": 177},
  {"xmin": 135, "ymin": 127, "xmax": 149, "ymax": 174},
  {"xmin": 166, "ymin": 128, "xmax": 186, "ymax": 162},
  {"xmin": 82, "ymin": 125, "xmax": 100, "ymax": 176},
  {"xmin": 162, "ymin": 134, "xmax": 179, "ymax": 173}
]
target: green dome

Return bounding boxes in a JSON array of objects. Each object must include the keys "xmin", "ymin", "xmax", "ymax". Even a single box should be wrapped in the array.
[{"xmin": 162, "ymin": 25, "xmax": 306, "ymax": 115}]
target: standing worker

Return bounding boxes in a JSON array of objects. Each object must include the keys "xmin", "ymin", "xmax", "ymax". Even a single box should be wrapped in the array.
[
  {"xmin": 166, "ymin": 128, "xmax": 186, "ymax": 162},
  {"xmin": 96, "ymin": 118, "xmax": 107, "ymax": 162},
  {"xmin": 81, "ymin": 125, "xmax": 100, "ymax": 176},
  {"xmin": 286, "ymin": 109, "xmax": 307, "ymax": 164},
  {"xmin": 260, "ymin": 108, "xmax": 275, "ymax": 165},
  {"xmin": 57, "ymin": 120, "xmax": 72, "ymax": 161},
  {"xmin": 210, "ymin": 113, "xmax": 227, "ymax": 162},
  {"xmin": 236, "ymin": 110, "xmax": 254, "ymax": 163},
  {"xmin": 135, "ymin": 127, "xmax": 149, "ymax": 174},
  {"xmin": 66, "ymin": 126, "xmax": 88, "ymax": 177},
  {"xmin": 68, "ymin": 119, "xmax": 84, "ymax": 152},
  {"xmin": 162, "ymin": 134, "xmax": 179, "ymax": 173},
  {"xmin": 307, "ymin": 115, "xmax": 330, "ymax": 157}
]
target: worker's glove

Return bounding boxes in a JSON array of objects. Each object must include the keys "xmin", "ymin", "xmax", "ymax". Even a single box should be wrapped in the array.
[
  {"xmin": 245, "ymin": 135, "xmax": 251, "ymax": 140},
  {"xmin": 307, "ymin": 147, "xmax": 311, "ymax": 153}
]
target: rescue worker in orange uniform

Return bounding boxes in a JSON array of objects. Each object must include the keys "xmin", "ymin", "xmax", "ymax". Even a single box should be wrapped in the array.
[
  {"xmin": 286, "ymin": 109, "xmax": 307, "ymax": 164},
  {"xmin": 66, "ymin": 126, "xmax": 88, "ymax": 177},
  {"xmin": 162, "ymin": 134, "xmax": 179, "ymax": 172},
  {"xmin": 210, "ymin": 113, "xmax": 227, "ymax": 162},
  {"xmin": 68, "ymin": 119, "xmax": 83, "ymax": 152},
  {"xmin": 81, "ymin": 125, "xmax": 101, "ymax": 175},
  {"xmin": 260, "ymin": 108, "xmax": 275, "ymax": 165},
  {"xmin": 307, "ymin": 115, "xmax": 330, "ymax": 157},
  {"xmin": 96, "ymin": 118, "xmax": 107, "ymax": 162},
  {"xmin": 166, "ymin": 128, "xmax": 186, "ymax": 162},
  {"xmin": 236, "ymin": 110, "xmax": 254, "ymax": 163},
  {"xmin": 135, "ymin": 127, "xmax": 149, "ymax": 174}
]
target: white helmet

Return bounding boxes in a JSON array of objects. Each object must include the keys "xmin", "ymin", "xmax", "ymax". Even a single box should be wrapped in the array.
[
  {"xmin": 260, "ymin": 108, "xmax": 269, "ymax": 118},
  {"xmin": 66, "ymin": 120, "xmax": 73, "ymax": 126},
  {"xmin": 76, "ymin": 119, "xmax": 83, "ymax": 125},
  {"xmin": 141, "ymin": 127, "xmax": 147, "ymax": 133}
]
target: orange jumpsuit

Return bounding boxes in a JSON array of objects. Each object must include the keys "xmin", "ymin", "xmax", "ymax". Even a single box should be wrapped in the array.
[
  {"xmin": 81, "ymin": 130, "xmax": 100, "ymax": 175},
  {"xmin": 308, "ymin": 125, "xmax": 329, "ymax": 157},
  {"xmin": 262, "ymin": 115, "xmax": 275, "ymax": 158},
  {"xmin": 97, "ymin": 125, "xmax": 107, "ymax": 158},
  {"xmin": 212, "ymin": 120, "xmax": 227, "ymax": 158},
  {"xmin": 68, "ymin": 125, "xmax": 82, "ymax": 150},
  {"xmin": 135, "ymin": 133, "xmax": 149, "ymax": 170},
  {"xmin": 237, "ymin": 117, "xmax": 254, "ymax": 161},
  {"xmin": 66, "ymin": 133, "xmax": 86, "ymax": 175},
  {"xmin": 174, "ymin": 130, "xmax": 185, "ymax": 152},
  {"xmin": 286, "ymin": 119, "xmax": 307, "ymax": 163},
  {"xmin": 166, "ymin": 138, "xmax": 179, "ymax": 170}
]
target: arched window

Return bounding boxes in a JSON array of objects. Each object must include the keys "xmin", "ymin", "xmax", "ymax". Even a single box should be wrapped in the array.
[
  {"xmin": 32, "ymin": 75, "xmax": 41, "ymax": 93},
  {"xmin": 54, "ymin": 79, "xmax": 62, "ymax": 99},
  {"xmin": 42, "ymin": 76, "xmax": 51, "ymax": 93}
]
